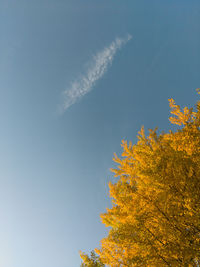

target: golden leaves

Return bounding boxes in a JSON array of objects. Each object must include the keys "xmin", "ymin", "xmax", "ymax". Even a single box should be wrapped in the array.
[
  {"xmin": 168, "ymin": 98, "xmax": 195, "ymax": 126},
  {"xmin": 81, "ymin": 95, "xmax": 200, "ymax": 266}
]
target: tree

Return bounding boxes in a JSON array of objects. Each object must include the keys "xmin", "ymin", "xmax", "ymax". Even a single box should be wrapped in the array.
[{"xmin": 81, "ymin": 94, "xmax": 200, "ymax": 266}]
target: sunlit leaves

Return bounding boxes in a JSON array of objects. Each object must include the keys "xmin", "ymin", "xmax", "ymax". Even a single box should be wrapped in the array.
[{"xmin": 81, "ymin": 95, "xmax": 200, "ymax": 266}]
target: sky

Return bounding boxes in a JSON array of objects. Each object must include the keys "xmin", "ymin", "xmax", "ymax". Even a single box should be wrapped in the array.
[{"xmin": 0, "ymin": 0, "xmax": 200, "ymax": 266}]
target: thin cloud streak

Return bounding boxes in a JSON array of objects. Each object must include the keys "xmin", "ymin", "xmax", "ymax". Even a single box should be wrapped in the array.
[{"xmin": 60, "ymin": 34, "xmax": 132, "ymax": 113}]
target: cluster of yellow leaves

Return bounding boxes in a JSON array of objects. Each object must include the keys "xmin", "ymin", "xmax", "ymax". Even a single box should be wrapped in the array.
[{"xmin": 94, "ymin": 96, "xmax": 200, "ymax": 266}]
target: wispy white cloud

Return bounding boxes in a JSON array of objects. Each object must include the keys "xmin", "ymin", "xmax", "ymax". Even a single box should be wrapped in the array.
[{"xmin": 60, "ymin": 34, "xmax": 132, "ymax": 113}]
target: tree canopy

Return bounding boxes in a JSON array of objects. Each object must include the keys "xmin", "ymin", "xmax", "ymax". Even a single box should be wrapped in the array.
[{"xmin": 81, "ymin": 94, "xmax": 200, "ymax": 266}]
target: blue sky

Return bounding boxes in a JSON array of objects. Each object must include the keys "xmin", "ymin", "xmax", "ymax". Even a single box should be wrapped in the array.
[{"xmin": 0, "ymin": 1, "xmax": 200, "ymax": 266}]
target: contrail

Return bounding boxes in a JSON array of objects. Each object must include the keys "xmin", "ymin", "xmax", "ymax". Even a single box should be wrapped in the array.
[{"xmin": 60, "ymin": 34, "xmax": 132, "ymax": 113}]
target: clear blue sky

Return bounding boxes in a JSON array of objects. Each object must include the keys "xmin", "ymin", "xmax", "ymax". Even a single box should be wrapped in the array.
[{"xmin": 0, "ymin": 1, "xmax": 200, "ymax": 266}]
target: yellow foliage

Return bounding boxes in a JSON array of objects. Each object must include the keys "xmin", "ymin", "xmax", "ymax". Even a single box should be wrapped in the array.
[{"xmin": 81, "ymin": 95, "xmax": 200, "ymax": 266}]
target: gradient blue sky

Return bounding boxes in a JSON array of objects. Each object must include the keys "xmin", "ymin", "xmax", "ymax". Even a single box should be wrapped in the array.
[{"xmin": 0, "ymin": 1, "xmax": 200, "ymax": 266}]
